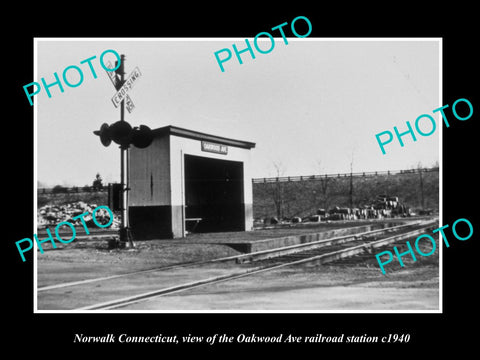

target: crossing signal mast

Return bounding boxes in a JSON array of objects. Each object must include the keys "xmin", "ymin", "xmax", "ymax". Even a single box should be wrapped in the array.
[{"xmin": 93, "ymin": 54, "xmax": 153, "ymax": 248}]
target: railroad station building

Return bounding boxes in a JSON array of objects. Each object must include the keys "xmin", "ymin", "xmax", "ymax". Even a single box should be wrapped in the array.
[{"xmin": 127, "ymin": 125, "xmax": 256, "ymax": 239}]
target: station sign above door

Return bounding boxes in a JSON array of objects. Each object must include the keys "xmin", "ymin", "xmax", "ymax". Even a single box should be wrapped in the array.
[{"xmin": 201, "ymin": 141, "xmax": 228, "ymax": 155}]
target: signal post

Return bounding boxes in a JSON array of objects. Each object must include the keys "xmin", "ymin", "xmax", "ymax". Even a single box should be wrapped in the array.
[
  {"xmin": 94, "ymin": 53, "xmax": 153, "ymax": 249},
  {"xmin": 118, "ymin": 55, "xmax": 133, "ymax": 248}
]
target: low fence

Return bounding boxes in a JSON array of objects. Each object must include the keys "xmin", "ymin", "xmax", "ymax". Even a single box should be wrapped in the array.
[
  {"xmin": 37, "ymin": 167, "xmax": 439, "ymax": 193},
  {"xmin": 37, "ymin": 186, "xmax": 108, "ymax": 194},
  {"xmin": 252, "ymin": 167, "xmax": 439, "ymax": 184}
]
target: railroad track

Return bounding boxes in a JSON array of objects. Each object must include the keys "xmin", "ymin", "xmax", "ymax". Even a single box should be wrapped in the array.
[{"xmin": 38, "ymin": 218, "xmax": 438, "ymax": 311}]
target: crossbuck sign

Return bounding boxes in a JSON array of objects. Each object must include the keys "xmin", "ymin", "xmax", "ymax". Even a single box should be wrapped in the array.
[{"xmin": 111, "ymin": 67, "xmax": 142, "ymax": 108}]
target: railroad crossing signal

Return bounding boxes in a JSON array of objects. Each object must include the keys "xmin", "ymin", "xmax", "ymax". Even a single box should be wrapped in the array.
[
  {"xmin": 111, "ymin": 66, "xmax": 142, "ymax": 108},
  {"xmin": 125, "ymin": 95, "xmax": 135, "ymax": 113},
  {"xmin": 95, "ymin": 54, "xmax": 151, "ymax": 249},
  {"xmin": 93, "ymin": 121, "xmax": 153, "ymax": 149},
  {"xmin": 97, "ymin": 57, "xmax": 151, "ymax": 148},
  {"xmin": 105, "ymin": 60, "xmax": 120, "ymax": 88}
]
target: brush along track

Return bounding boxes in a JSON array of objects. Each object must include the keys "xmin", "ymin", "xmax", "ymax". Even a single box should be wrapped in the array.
[{"xmin": 63, "ymin": 219, "xmax": 437, "ymax": 310}]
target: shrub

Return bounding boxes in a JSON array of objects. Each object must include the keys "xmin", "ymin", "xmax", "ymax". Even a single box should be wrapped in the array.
[{"xmin": 52, "ymin": 185, "xmax": 67, "ymax": 194}]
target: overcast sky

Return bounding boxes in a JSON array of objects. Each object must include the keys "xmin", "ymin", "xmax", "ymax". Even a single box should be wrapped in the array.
[{"xmin": 35, "ymin": 38, "xmax": 440, "ymax": 187}]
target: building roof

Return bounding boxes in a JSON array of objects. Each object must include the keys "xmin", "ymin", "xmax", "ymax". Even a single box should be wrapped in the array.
[{"xmin": 152, "ymin": 125, "xmax": 256, "ymax": 149}]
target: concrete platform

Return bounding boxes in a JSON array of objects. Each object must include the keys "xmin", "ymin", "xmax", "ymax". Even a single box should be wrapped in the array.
[
  {"xmin": 37, "ymin": 218, "xmax": 414, "ymax": 253},
  {"xmin": 158, "ymin": 220, "xmax": 404, "ymax": 253}
]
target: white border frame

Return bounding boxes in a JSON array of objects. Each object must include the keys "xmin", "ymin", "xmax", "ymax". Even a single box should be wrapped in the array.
[{"xmin": 33, "ymin": 37, "xmax": 443, "ymax": 314}]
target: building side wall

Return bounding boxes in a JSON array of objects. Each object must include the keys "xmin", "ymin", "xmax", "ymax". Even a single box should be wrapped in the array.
[{"xmin": 128, "ymin": 136, "xmax": 171, "ymax": 206}]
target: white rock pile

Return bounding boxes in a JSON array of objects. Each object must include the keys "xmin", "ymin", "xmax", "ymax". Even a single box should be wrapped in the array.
[{"xmin": 37, "ymin": 201, "xmax": 121, "ymax": 230}]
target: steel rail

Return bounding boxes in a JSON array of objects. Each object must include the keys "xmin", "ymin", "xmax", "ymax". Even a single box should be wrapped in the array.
[
  {"xmin": 38, "ymin": 220, "xmax": 431, "ymax": 292},
  {"xmin": 76, "ymin": 223, "xmax": 437, "ymax": 310},
  {"xmin": 234, "ymin": 219, "xmax": 434, "ymax": 263}
]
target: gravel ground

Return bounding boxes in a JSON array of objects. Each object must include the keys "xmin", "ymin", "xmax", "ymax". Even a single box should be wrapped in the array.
[
  {"xmin": 113, "ymin": 263, "xmax": 439, "ymax": 311},
  {"xmin": 36, "ymin": 219, "xmax": 439, "ymax": 311}
]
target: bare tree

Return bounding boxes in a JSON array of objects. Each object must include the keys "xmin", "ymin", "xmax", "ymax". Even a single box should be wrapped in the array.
[
  {"xmin": 315, "ymin": 159, "xmax": 331, "ymax": 211},
  {"xmin": 270, "ymin": 161, "xmax": 286, "ymax": 219},
  {"xmin": 417, "ymin": 162, "xmax": 425, "ymax": 209},
  {"xmin": 349, "ymin": 152, "xmax": 354, "ymax": 209}
]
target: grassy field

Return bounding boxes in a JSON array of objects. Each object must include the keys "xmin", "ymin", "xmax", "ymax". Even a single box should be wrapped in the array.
[{"xmin": 253, "ymin": 170, "xmax": 439, "ymax": 219}]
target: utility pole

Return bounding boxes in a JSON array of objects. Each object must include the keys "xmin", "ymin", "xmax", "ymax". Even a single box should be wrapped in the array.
[{"xmin": 118, "ymin": 54, "xmax": 134, "ymax": 249}]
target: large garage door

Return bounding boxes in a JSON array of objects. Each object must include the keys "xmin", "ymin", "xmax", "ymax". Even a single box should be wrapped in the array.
[{"xmin": 184, "ymin": 154, "xmax": 245, "ymax": 232}]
